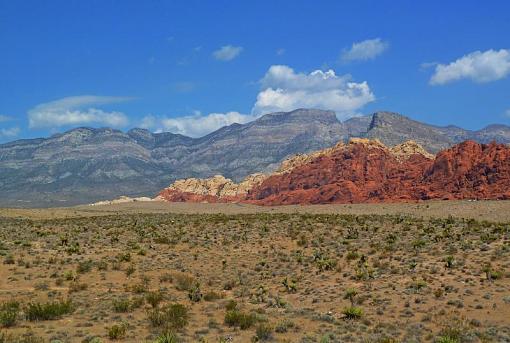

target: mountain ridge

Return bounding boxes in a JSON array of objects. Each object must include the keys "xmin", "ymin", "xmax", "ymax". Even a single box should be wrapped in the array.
[{"xmin": 1, "ymin": 108, "xmax": 510, "ymax": 207}]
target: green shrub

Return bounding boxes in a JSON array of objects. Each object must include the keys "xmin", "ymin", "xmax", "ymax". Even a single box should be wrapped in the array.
[
  {"xmin": 76, "ymin": 259, "xmax": 94, "ymax": 274},
  {"xmin": 255, "ymin": 323, "xmax": 273, "ymax": 341},
  {"xmin": 25, "ymin": 299, "xmax": 74, "ymax": 321},
  {"xmin": 146, "ymin": 291, "xmax": 164, "ymax": 308},
  {"xmin": 107, "ymin": 322, "xmax": 128, "ymax": 339},
  {"xmin": 342, "ymin": 306, "xmax": 363, "ymax": 320},
  {"xmin": 225, "ymin": 299, "xmax": 237, "ymax": 311},
  {"xmin": 436, "ymin": 336, "xmax": 460, "ymax": 343},
  {"xmin": 187, "ymin": 282, "xmax": 202, "ymax": 302},
  {"xmin": 224, "ymin": 310, "xmax": 256, "ymax": 329},
  {"xmin": 112, "ymin": 298, "xmax": 132, "ymax": 313},
  {"xmin": 148, "ymin": 303, "xmax": 189, "ymax": 330},
  {"xmin": 153, "ymin": 332, "xmax": 179, "ymax": 343},
  {"xmin": 274, "ymin": 319, "xmax": 295, "ymax": 333},
  {"xmin": 0, "ymin": 301, "xmax": 19, "ymax": 327}
]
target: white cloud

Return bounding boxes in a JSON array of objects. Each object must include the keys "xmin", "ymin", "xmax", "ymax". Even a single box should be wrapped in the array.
[
  {"xmin": 213, "ymin": 45, "xmax": 243, "ymax": 61},
  {"xmin": 252, "ymin": 65, "xmax": 375, "ymax": 119},
  {"xmin": 276, "ymin": 48, "xmax": 285, "ymax": 56},
  {"xmin": 430, "ymin": 49, "xmax": 510, "ymax": 85},
  {"xmin": 140, "ymin": 111, "xmax": 258, "ymax": 138},
  {"xmin": 341, "ymin": 38, "xmax": 389, "ymax": 62},
  {"xmin": 28, "ymin": 95, "xmax": 131, "ymax": 129},
  {"xmin": 0, "ymin": 115, "xmax": 12, "ymax": 122},
  {"xmin": 0, "ymin": 127, "xmax": 20, "ymax": 138},
  {"xmin": 505, "ymin": 109, "xmax": 510, "ymax": 118},
  {"xmin": 141, "ymin": 65, "xmax": 375, "ymax": 137}
]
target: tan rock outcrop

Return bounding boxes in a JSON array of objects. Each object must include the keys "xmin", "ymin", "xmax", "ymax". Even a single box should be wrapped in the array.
[
  {"xmin": 157, "ymin": 172, "xmax": 268, "ymax": 202},
  {"xmin": 390, "ymin": 140, "xmax": 435, "ymax": 160}
]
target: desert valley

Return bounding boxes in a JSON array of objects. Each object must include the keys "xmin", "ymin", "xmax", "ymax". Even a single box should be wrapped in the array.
[{"xmin": 1, "ymin": 1, "xmax": 510, "ymax": 342}]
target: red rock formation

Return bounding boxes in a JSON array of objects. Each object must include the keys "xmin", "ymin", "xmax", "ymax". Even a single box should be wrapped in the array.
[
  {"xmin": 156, "ymin": 139, "xmax": 510, "ymax": 205},
  {"xmin": 248, "ymin": 140, "xmax": 510, "ymax": 204},
  {"xmin": 246, "ymin": 139, "xmax": 433, "ymax": 204},
  {"xmin": 419, "ymin": 141, "xmax": 510, "ymax": 200}
]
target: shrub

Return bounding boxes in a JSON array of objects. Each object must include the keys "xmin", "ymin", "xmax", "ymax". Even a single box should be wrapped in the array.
[
  {"xmin": 173, "ymin": 273, "xmax": 195, "ymax": 291},
  {"xmin": 203, "ymin": 291, "xmax": 222, "ymax": 301},
  {"xmin": 224, "ymin": 310, "xmax": 257, "ymax": 329},
  {"xmin": 117, "ymin": 252, "xmax": 131, "ymax": 262},
  {"xmin": 255, "ymin": 323, "xmax": 273, "ymax": 341},
  {"xmin": 3, "ymin": 254, "xmax": 15, "ymax": 265},
  {"xmin": 0, "ymin": 332, "xmax": 45, "ymax": 343},
  {"xmin": 112, "ymin": 298, "xmax": 132, "ymax": 313},
  {"xmin": 282, "ymin": 277, "xmax": 297, "ymax": 293},
  {"xmin": 146, "ymin": 291, "xmax": 164, "ymax": 308},
  {"xmin": 68, "ymin": 281, "xmax": 88, "ymax": 293},
  {"xmin": 153, "ymin": 332, "xmax": 179, "ymax": 343},
  {"xmin": 25, "ymin": 299, "xmax": 74, "ymax": 321},
  {"xmin": 0, "ymin": 301, "xmax": 19, "ymax": 327},
  {"xmin": 342, "ymin": 306, "xmax": 363, "ymax": 320},
  {"xmin": 343, "ymin": 288, "xmax": 358, "ymax": 306},
  {"xmin": 436, "ymin": 337, "xmax": 459, "ymax": 343},
  {"xmin": 346, "ymin": 251, "xmax": 360, "ymax": 261},
  {"xmin": 76, "ymin": 259, "xmax": 94, "ymax": 274},
  {"xmin": 107, "ymin": 322, "xmax": 128, "ymax": 339},
  {"xmin": 444, "ymin": 255, "xmax": 455, "ymax": 269},
  {"xmin": 148, "ymin": 303, "xmax": 189, "ymax": 330},
  {"xmin": 125, "ymin": 264, "xmax": 136, "ymax": 277},
  {"xmin": 274, "ymin": 319, "xmax": 295, "ymax": 333},
  {"xmin": 225, "ymin": 299, "xmax": 237, "ymax": 311},
  {"xmin": 187, "ymin": 282, "xmax": 202, "ymax": 302}
]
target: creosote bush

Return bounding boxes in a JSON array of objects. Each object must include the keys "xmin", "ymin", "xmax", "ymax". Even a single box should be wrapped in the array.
[
  {"xmin": 24, "ymin": 299, "xmax": 74, "ymax": 321},
  {"xmin": 148, "ymin": 303, "xmax": 189, "ymax": 331},
  {"xmin": 224, "ymin": 309, "xmax": 257, "ymax": 329}
]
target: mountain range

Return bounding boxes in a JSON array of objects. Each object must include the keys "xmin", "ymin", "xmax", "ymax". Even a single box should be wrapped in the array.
[{"xmin": 1, "ymin": 109, "xmax": 509, "ymax": 207}]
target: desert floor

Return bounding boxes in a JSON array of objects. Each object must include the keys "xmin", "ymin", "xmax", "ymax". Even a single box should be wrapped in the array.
[{"xmin": 0, "ymin": 201, "xmax": 509, "ymax": 342}]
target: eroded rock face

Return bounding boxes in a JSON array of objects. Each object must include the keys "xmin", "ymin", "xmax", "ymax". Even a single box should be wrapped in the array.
[
  {"xmin": 248, "ymin": 140, "xmax": 510, "ymax": 204},
  {"xmin": 247, "ymin": 139, "xmax": 433, "ymax": 205},
  {"xmin": 390, "ymin": 140, "xmax": 435, "ymax": 160},
  {"xmin": 157, "ymin": 173, "xmax": 267, "ymax": 203},
  {"xmin": 157, "ymin": 139, "xmax": 510, "ymax": 205},
  {"xmin": 420, "ymin": 141, "xmax": 510, "ymax": 200}
]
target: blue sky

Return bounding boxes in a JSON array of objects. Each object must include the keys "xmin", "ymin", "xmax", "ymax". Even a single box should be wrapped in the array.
[{"xmin": 1, "ymin": 1, "xmax": 510, "ymax": 142}]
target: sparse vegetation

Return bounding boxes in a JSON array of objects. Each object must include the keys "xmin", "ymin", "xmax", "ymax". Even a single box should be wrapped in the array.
[{"xmin": 0, "ymin": 208, "xmax": 508, "ymax": 341}]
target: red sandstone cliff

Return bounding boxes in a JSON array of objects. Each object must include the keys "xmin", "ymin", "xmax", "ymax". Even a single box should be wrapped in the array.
[{"xmin": 157, "ymin": 139, "xmax": 510, "ymax": 205}]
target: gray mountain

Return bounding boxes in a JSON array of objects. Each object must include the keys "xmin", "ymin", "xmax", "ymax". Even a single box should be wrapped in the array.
[
  {"xmin": 361, "ymin": 111, "xmax": 510, "ymax": 152},
  {"xmin": 0, "ymin": 109, "xmax": 347, "ymax": 207},
  {"xmin": 1, "ymin": 108, "xmax": 509, "ymax": 207}
]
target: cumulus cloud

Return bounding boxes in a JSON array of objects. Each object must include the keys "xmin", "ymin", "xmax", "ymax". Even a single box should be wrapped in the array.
[
  {"xmin": 140, "ymin": 65, "xmax": 375, "ymax": 137},
  {"xmin": 430, "ymin": 49, "xmax": 510, "ymax": 85},
  {"xmin": 252, "ymin": 65, "xmax": 375, "ymax": 119},
  {"xmin": 28, "ymin": 95, "xmax": 131, "ymax": 129},
  {"xmin": 213, "ymin": 45, "xmax": 243, "ymax": 61},
  {"xmin": 140, "ymin": 111, "xmax": 258, "ymax": 138},
  {"xmin": 341, "ymin": 38, "xmax": 389, "ymax": 62},
  {"xmin": 0, "ymin": 127, "xmax": 20, "ymax": 138}
]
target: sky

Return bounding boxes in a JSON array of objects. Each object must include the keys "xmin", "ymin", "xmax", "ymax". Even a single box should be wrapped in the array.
[{"xmin": 1, "ymin": 1, "xmax": 510, "ymax": 142}]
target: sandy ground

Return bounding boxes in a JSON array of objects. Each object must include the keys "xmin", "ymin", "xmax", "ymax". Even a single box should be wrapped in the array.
[{"xmin": 1, "ymin": 199, "xmax": 510, "ymax": 222}]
